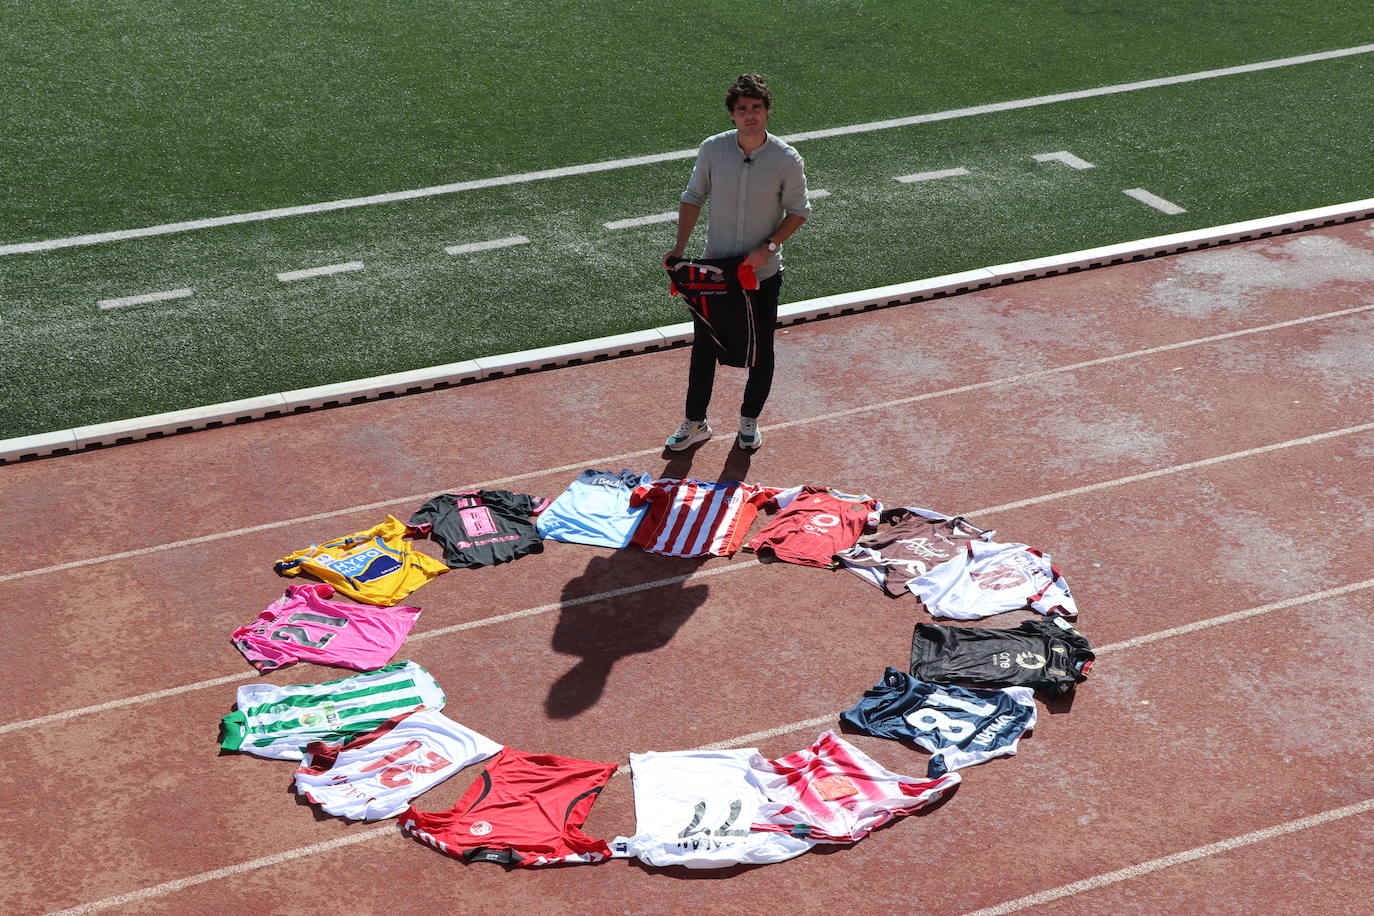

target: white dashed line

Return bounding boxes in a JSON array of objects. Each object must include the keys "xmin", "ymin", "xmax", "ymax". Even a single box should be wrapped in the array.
[
  {"xmin": 275, "ymin": 261, "xmax": 364, "ymax": 283},
  {"xmin": 607, "ymin": 189, "xmax": 829, "ymax": 230},
  {"xmin": 444, "ymin": 235, "xmax": 530, "ymax": 255},
  {"xmin": 1123, "ymin": 187, "xmax": 1186, "ymax": 214},
  {"xmin": 6, "ymin": 44, "xmax": 1372, "ymax": 256},
  {"xmin": 604, "ymin": 211, "xmax": 678, "ymax": 231},
  {"xmin": 895, "ymin": 167, "xmax": 971, "ymax": 184},
  {"xmin": 1032, "ymin": 151, "xmax": 1095, "ymax": 170},
  {"xmin": 96, "ymin": 288, "xmax": 194, "ymax": 310}
]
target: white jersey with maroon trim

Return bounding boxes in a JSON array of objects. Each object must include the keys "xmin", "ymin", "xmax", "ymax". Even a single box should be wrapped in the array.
[
  {"xmin": 909, "ymin": 539, "xmax": 1078, "ymax": 620},
  {"xmin": 746, "ymin": 486, "xmax": 882, "ymax": 568},
  {"xmin": 749, "ymin": 731, "xmax": 960, "ymax": 843},
  {"xmin": 610, "ymin": 749, "xmax": 815, "ymax": 869},
  {"xmin": 629, "ymin": 478, "xmax": 780, "ymax": 558},
  {"xmin": 293, "ymin": 706, "xmax": 501, "ymax": 820}
]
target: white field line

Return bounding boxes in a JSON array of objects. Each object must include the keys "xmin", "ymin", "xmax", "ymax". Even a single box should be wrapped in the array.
[
  {"xmin": 896, "ymin": 167, "xmax": 971, "ymax": 184},
  {"xmin": 3, "ymin": 301, "xmax": 1371, "ymax": 590},
  {"xmin": 604, "ymin": 211, "xmax": 678, "ymax": 231},
  {"xmin": 1032, "ymin": 151, "xmax": 1095, "ymax": 170},
  {"xmin": 42, "ymin": 580, "xmax": 1374, "ymax": 916},
  {"xmin": 275, "ymin": 261, "xmax": 364, "ymax": 282},
  {"xmin": 1124, "ymin": 187, "xmax": 1187, "ymax": 214},
  {"xmin": 96, "ymin": 287, "xmax": 193, "ymax": 310},
  {"xmin": 6, "ymin": 44, "xmax": 1372, "ymax": 257},
  {"xmin": 5, "ymin": 423, "xmax": 1372, "ymax": 739},
  {"xmin": 607, "ymin": 189, "xmax": 829, "ymax": 229},
  {"xmin": 959, "ymin": 797, "xmax": 1374, "ymax": 916},
  {"xmin": 444, "ymin": 234, "xmax": 530, "ymax": 255}
]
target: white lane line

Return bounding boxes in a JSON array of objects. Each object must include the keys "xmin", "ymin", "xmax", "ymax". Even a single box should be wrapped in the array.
[
  {"xmin": 1032, "ymin": 151, "xmax": 1095, "ymax": 170},
  {"xmin": 45, "ymin": 824, "xmax": 398, "ymax": 916},
  {"xmin": 444, "ymin": 234, "xmax": 530, "ymax": 255},
  {"xmin": 607, "ymin": 190, "xmax": 830, "ymax": 229},
  {"xmin": 96, "ymin": 287, "xmax": 194, "ymax": 310},
  {"xmin": 604, "ymin": 211, "xmax": 677, "ymax": 231},
  {"xmin": 3, "ymin": 301, "xmax": 1371, "ymax": 587},
  {"xmin": 966, "ymin": 420, "xmax": 1374, "ymax": 519},
  {"xmin": 8, "ymin": 44, "xmax": 1371, "ymax": 257},
  {"xmin": 1093, "ymin": 577, "xmax": 1374, "ymax": 656},
  {"xmin": 1124, "ymin": 187, "xmax": 1187, "ymax": 214},
  {"xmin": 895, "ymin": 167, "xmax": 971, "ymax": 184},
  {"xmin": 42, "ymin": 582, "xmax": 1374, "ymax": 914},
  {"xmin": 959, "ymin": 798, "xmax": 1374, "ymax": 916},
  {"xmin": 276, "ymin": 261, "xmax": 364, "ymax": 283}
]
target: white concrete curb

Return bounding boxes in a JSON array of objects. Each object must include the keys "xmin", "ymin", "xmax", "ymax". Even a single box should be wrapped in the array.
[{"xmin": 5, "ymin": 198, "xmax": 1371, "ymax": 463}]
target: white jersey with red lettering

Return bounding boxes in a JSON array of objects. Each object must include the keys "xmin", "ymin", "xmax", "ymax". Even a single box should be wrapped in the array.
[
  {"xmin": 910, "ymin": 539, "xmax": 1078, "ymax": 620},
  {"xmin": 294, "ymin": 706, "xmax": 502, "ymax": 821},
  {"xmin": 610, "ymin": 749, "xmax": 815, "ymax": 869},
  {"xmin": 629, "ymin": 478, "xmax": 780, "ymax": 558},
  {"xmin": 749, "ymin": 731, "xmax": 960, "ymax": 843}
]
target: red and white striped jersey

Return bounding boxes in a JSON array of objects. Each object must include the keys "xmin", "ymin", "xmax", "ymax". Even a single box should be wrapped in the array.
[
  {"xmin": 749, "ymin": 731, "xmax": 960, "ymax": 843},
  {"xmin": 630, "ymin": 478, "xmax": 781, "ymax": 557}
]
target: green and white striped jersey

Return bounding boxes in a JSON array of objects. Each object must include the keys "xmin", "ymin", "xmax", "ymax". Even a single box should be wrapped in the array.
[{"xmin": 220, "ymin": 661, "xmax": 446, "ymax": 760}]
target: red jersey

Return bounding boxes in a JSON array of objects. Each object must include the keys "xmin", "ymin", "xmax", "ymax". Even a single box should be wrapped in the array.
[
  {"xmin": 747, "ymin": 486, "xmax": 882, "ymax": 568},
  {"xmin": 630, "ymin": 478, "xmax": 781, "ymax": 558}
]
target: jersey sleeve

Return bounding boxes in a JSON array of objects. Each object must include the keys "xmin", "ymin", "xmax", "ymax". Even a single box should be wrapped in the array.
[
  {"xmin": 1029, "ymin": 561, "xmax": 1079, "ymax": 618},
  {"xmin": 769, "ymin": 485, "xmax": 805, "ymax": 511},
  {"xmin": 405, "ymin": 499, "xmax": 443, "ymax": 536}
]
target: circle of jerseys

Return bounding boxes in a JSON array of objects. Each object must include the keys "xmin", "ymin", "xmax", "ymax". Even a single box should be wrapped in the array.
[
  {"xmin": 840, "ymin": 668, "xmax": 1037, "ymax": 778},
  {"xmin": 293, "ymin": 706, "xmax": 501, "ymax": 821}
]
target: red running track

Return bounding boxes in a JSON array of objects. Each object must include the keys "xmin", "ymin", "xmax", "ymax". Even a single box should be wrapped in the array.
[{"xmin": 3, "ymin": 221, "xmax": 1373, "ymax": 915}]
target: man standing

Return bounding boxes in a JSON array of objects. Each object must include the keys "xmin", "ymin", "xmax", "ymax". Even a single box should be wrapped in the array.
[{"xmin": 662, "ymin": 74, "xmax": 811, "ymax": 452}]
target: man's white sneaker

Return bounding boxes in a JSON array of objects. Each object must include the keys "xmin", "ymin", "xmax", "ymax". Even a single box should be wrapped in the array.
[
  {"xmin": 736, "ymin": 416, "xmax": 762, "ymax": 451},
  {"xmin": 665, "ymin": 419, "xmax": 712, "ymax": 451}
]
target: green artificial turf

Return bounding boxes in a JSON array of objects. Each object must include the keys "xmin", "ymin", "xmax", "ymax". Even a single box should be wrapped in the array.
[{"xmin": 2, "ymin": 1, "xmax": 1372, "ymax": 438}]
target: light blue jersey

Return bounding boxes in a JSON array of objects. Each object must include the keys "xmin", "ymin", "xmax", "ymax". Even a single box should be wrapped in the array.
[{"xmin": 536, "ymin": 469, "xmax": 653, "ymax": 549}]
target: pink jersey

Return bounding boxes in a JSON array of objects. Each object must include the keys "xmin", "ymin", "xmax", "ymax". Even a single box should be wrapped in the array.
[
  {"xmin": 630, "ymin": 478, "xmax": 780, "ymax": 558},
  {"xmin": 750, "ymin": 731, "xmax": 960, "ymax": 843},
  {"xmin": 231, "ymin": 583, "xmax": 422, "ymax": 674},
  {"xmin": 747, "ymin": 486, "xmax": 882, "ymax": 568}
]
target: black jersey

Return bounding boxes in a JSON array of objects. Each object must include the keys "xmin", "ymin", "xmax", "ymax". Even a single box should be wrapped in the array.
[
  {"xmin": 909, "ymin": 615, "xmax": 1094, "ymax": 697},
  {"xmin": 665, "ymin": 255, "xmax": 760, "ymax": 367},
  {"xmin": 408, "ymin": 490, "xmax": 551, "ymax": 569}
]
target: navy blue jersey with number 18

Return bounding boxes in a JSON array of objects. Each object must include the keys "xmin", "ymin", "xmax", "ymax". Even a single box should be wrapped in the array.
[{"xmin": 840, "ymin": 668, "xmax": 1037, "ymax": 777}]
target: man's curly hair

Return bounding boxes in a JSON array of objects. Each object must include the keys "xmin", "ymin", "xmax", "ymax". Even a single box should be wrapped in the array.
[{"xmin": 725, "ymin": 73, "xmax": 773, "ymax": 112}]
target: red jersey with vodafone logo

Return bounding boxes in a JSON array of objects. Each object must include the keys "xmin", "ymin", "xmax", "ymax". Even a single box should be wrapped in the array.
[{"xmin": 747, "ymin": 486, "xmax": 882, "ymax": 568}]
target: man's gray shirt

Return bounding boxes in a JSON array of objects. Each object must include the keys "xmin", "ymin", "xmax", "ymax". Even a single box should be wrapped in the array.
[{"xmin": 680, "ymin": 130, "xmax": 811, "ymax": 280}]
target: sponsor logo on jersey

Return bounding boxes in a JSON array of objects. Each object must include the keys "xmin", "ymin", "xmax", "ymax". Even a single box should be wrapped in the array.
[{"xmin": 469, "ymin": 821, "xmax": 493, "ymax": 836}]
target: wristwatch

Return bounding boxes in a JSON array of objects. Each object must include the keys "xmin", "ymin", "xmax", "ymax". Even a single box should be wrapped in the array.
[{"xmin": 765, "ymin": 239, "xmax": 780, "ymax": 253}]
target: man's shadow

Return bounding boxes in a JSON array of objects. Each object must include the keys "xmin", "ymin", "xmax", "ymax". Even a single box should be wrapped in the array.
[
  {"xmin": 545, "ymin": 552, "xmax": 710, "ymax": 719},
  {"xmin": 544, "ymin": 445, "xmax": 758, "ymax": 719}
]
